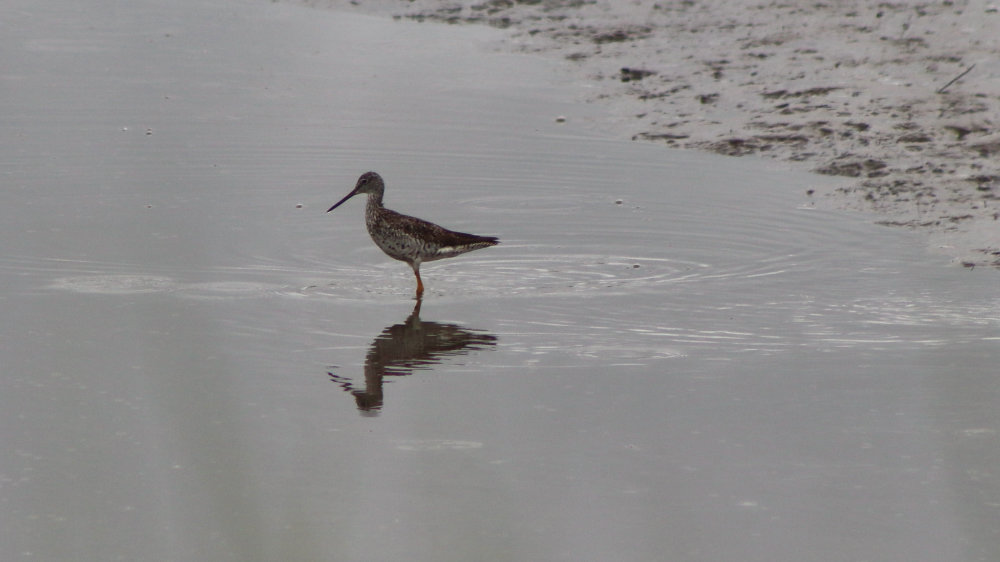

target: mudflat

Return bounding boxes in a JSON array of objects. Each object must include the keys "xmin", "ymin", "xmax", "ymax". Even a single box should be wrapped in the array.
[{"xmin": 329, "ymin": 0, "xmax": 1000, "ymax": 267}]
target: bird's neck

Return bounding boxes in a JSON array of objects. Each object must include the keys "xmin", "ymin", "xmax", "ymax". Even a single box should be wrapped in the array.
[
  {"xmin": 364, "ymin": 192, "xmax": 384, "ymax": 228},
  {"xmin": 365, "ymin": 190, "xmax": 384, "ymax": 208}
]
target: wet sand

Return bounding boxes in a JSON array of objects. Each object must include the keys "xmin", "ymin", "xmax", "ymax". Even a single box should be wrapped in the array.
[{"xmin": 326, "ymin": 0, "xmax": 1000, "ymax": 267}]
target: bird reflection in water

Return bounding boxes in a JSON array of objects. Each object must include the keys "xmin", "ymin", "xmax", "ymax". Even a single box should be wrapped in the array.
[{"xmin": 328, "ymin": 299, "xmax": 497, "ymax": 415}]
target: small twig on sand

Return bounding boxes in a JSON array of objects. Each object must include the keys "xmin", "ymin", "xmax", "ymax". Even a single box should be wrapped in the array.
[{"xmin": 937, "ymin": 64, "xmax": 976, "ymax": 94}]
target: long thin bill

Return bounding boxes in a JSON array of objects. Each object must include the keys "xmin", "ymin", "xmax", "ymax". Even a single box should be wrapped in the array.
[{"xmin": 326, "ymin": 190, "xmax": 357, "ymax": 212}]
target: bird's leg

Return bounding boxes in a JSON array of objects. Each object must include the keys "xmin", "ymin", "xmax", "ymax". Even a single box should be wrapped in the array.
[{"xmin": 413, "ymin": 266, "xmax": 424, "ymax": 298}]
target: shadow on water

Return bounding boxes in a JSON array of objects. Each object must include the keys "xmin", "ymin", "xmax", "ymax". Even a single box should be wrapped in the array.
[{"xmin": 327, "ymin": 299, "xmax": 497, "ymax": 415}]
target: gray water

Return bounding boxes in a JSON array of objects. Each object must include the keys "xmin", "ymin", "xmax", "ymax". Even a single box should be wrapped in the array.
[{"xmin": 3, "ymin": 1, "xmax": 999, "ymax": 560}]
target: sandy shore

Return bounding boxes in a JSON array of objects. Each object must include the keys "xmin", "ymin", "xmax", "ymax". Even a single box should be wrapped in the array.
[{"xmin": 319, "ymin": 0, "xmax": 1000, "ymax": 267}]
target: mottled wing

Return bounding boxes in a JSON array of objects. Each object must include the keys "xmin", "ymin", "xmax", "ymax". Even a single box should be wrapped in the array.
[{"xmin": 383, "ymin": 208, "xmax": 498, "ymax": 261}]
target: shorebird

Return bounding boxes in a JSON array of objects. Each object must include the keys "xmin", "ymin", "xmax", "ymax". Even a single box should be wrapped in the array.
[{"xmin": 327, "ymin": 172, "xmax": 499, "ymax": 297}]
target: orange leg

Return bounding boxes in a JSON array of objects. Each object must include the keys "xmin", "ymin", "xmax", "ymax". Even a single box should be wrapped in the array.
[{"xmin": 414, "ymin": 267, "xmax": 424, "ymax": 298}]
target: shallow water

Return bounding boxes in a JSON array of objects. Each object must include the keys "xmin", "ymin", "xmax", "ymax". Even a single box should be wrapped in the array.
[{"xmin": 3, "ymin": 1, "xmax": 999, "ymax": 560}]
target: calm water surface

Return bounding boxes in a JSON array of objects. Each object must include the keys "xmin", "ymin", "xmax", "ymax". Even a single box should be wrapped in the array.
[{"xmin": 2, "ymin": 1, "xmax": 999, "ymax": 560}]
